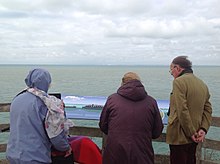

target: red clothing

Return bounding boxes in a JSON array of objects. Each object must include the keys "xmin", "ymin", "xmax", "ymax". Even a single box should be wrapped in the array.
[
  {"xmin": 52, "ymin": 136, "xmax": 102, "ymax": 164},
  {"xmin": 69, "ymin": 136, "xmax": 102, "ymax": 164},
  {"xmin": 99, "ymin": 80, "xmax": 164, "ymax": 164}
]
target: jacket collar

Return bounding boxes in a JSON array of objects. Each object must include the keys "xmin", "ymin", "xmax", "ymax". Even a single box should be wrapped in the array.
[{"xmin": 178, "ymin": 68, "xmax": 193, "ymax": 77}]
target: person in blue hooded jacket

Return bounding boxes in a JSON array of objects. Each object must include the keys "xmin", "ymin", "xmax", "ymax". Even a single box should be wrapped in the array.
[{"xmin": 6, "ymin": 68, "xmax": 72, "ymax": 164}]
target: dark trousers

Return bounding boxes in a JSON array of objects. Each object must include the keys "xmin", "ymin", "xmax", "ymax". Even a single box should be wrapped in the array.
[{"xmin": 169, "ymin": 143, "xmax": 198, "ymax": 164}]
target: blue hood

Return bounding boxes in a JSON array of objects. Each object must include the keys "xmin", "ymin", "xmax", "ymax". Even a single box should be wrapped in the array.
[{"xmin": 25, "ymin": 68, "xmax": 51, "ymax": 93}]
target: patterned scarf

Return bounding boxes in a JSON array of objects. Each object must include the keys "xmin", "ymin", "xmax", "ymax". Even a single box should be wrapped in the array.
[{"xmin": 27, "ymin": 88, "xmax": 74, "ymax": 138}]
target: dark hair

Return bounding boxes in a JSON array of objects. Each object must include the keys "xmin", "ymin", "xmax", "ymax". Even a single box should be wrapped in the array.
[{"xmin": 172, "ymin": 56, "xmax": 192, "ymax": 69}]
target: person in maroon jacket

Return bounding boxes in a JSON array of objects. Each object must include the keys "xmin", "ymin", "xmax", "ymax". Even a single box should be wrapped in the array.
[{"xmin": 99, "ymin": 72, "xmax": 164, "ymax": 164}]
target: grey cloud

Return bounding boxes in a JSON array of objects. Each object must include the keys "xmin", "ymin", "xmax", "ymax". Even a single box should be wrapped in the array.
[
  {"xmin": 104, "ymin": 17, "xmax": 220, "ymax": 39},
  {"xmin": 0, "ymin": 11, "xmax": 28, "ymax": 18},
  {"xmin": 0, "ymin": 0, "xmax": 219, "ymax": 65}
]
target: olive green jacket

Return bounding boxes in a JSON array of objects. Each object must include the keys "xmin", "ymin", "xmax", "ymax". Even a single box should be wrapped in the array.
[{"xmin": 166, "ymin": 73, "xmax": 212, "ymax": 145}]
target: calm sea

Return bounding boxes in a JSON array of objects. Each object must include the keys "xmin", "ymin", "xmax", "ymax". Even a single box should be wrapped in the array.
[
  {"xmin": 1, "ymin": 65, "xmax": 219, "ymax": 114},
  {"xmin": 0, "ymin": 65, "xmax": 220, "ymax": 160}
]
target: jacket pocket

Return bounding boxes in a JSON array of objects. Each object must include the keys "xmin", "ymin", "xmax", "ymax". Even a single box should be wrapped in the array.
[{"xmin": 168, "ymin": 111, "xmax": 177, "ymax": 125}]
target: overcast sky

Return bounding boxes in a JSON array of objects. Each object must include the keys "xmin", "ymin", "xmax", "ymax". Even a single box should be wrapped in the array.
[{"xmin": 0, "ymin": 0, "xmax": 220, "ymax": 65}]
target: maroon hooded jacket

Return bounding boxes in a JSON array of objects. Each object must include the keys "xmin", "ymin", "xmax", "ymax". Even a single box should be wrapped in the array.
[{"xmin": 99, "ymin": 80, "xmax": 163, "ymax": 164}]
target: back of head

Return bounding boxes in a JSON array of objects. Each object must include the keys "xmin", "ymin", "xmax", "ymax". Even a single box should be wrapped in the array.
[
  {"xmin": 25, "ymin": 68, "xmax": 51, "ymax": 93},
  {"xmin": 121, "ymin": 72, "xmax": 141, "ymax": 85},
  {"xmin": 172, "ymin": 56, "xmax": 192, "ymax": 69}
]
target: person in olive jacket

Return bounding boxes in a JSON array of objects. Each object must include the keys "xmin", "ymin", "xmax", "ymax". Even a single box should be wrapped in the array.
[
  {"xmin": 99, "ymin": 72, "xmax": 163, "ymax": 164},
  {"xmin": 166, "ymin": 56, "xmax": 212, "ymax": 164}
]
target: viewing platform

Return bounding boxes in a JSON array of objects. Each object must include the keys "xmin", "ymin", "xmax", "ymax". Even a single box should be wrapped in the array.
[{"xmin": 1, "ymin": 103, "xmax": 220, "ymax": 164}]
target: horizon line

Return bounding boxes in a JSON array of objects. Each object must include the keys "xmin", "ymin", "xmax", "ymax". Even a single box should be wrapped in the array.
[{"xmin": 0, "ymin": 63, "xmax": 220, "ymax": 67}]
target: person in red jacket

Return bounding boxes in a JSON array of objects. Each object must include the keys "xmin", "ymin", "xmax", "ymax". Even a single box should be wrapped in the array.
[{"xmin": 99, "ymin": 72, "xmax": 164, "ymax": 164}]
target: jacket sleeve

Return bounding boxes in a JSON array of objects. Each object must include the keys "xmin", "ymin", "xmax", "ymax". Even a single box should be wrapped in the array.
[
  {"xmin": 50, "ymin": 130, "xmax": 70, "ymax": 151},
  {"xmin": 99, "ymin": 97, "xmax": 110, "ymax": 135},
  {"xmin": 201, "ymin": 90, "xmax": 212, "ymax": 133},
  {"xmin": 152, "ymin": 101, "xmax": 164, "ymax": 139}
]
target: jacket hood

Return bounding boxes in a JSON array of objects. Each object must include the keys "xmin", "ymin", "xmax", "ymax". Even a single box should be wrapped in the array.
[
  {"xmin": 25, "ymin": 68, "xmax": 51, "ymax": 93},
  {"xmin": 117, "ymin": 79, "xmax": 147, "ymax": 101}
]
